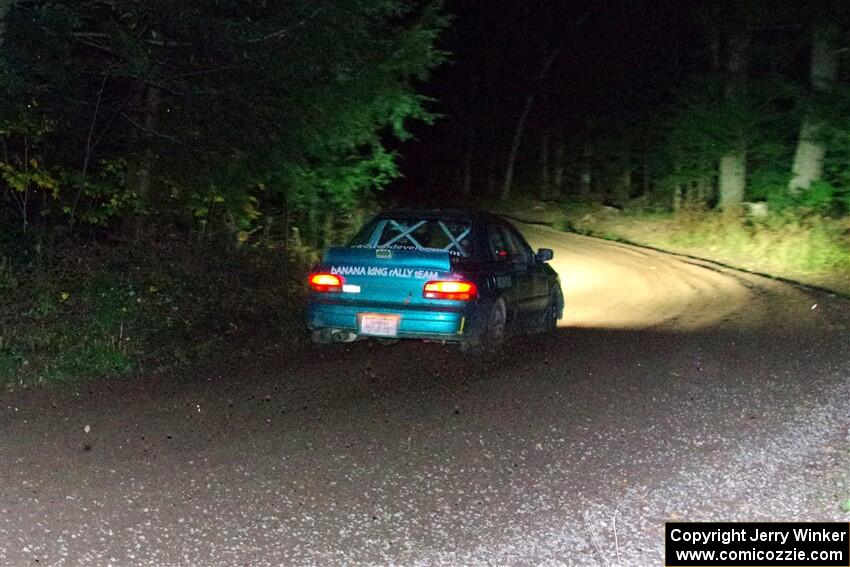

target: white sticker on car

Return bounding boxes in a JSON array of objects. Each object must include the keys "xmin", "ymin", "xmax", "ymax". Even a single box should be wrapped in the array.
[{"xmin": 330, "ymin": 265, "xmax": 440, "ymax": 280}]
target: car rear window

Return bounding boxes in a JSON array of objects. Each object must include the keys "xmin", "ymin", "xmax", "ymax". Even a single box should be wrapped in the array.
[{"xmin": 350, "ymin": 218, "xmax": 474, "ymax": 257}]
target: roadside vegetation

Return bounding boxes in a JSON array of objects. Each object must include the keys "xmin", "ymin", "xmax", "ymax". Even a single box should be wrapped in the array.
[
  {"xmin": 490, "ymin": 195, "xmax": 850, "ymax": 296},
  {"xmin": 0, "ymin": 221, "xmax": 313, "ymax": 387},
  {"xmin": 0, "ymin": 1, "xmax": 446, "ymax": 387}
]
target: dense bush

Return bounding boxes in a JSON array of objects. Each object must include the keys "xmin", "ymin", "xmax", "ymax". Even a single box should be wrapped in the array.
[{"xmin": 0, "ymin": 225, "xmax": 307, "ymax": 387}]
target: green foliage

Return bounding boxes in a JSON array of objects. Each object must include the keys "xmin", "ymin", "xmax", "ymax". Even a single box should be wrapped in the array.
[
  {"xmin": 0, "ymin": 230, "xmax": 147, "ymax": 384},
  {"xmin": 821, "ymin": 90, "xmax": 850, "ymax": 198},
  {"xmin": 765, "ymin": 182, "xmax": 850, "ymax": 215},
  {"xmin": 0, "ymin": 227, "xmax": 306, "ymax": 387},
  {"xmin": 0, "ymin": 275, "xmax": 136, "ymax": 385},
  {"xmin": 1, "ymin": 0, "xmax": 448, "ymax": 238},
  {"xmin": 0, "ymin": 158, "xmax": 58, "ymax": 196},
  {"xmin": 797, "ymin": 182, "xmax": 850, "ymax": 214},
  {"xmin": 662, "ymin": 210, "xmax": 849, "ymax": 274}
]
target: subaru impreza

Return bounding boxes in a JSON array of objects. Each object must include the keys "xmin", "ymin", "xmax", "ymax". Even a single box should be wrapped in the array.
[{"xmin": 305, "ymin": 209, "xmax": 563, "ymax": 353}]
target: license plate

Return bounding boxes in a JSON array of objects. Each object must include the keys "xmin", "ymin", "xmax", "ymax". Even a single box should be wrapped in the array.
[{"xmin": 359, "ymin": 314, "xmax": 400, "ymax": 337}]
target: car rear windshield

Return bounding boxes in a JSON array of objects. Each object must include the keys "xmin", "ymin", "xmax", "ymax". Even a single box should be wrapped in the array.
[{"xmin": 350, "ymin": 217, "xmax": 474, "ymax": 257}]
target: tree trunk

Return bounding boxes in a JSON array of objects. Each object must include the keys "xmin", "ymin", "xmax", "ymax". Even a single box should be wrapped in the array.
[
  {"xmin": 579, "ymin": 142, "xmax": 592, "ymax": 197},
  {"xmin": 282, "ymin": 195, "xmax": 292, "ymax": 283},
  {"xmin": 500, "ymin": 91, "xmax": 535, "ymax": 201},
  {"xmin": 3, "ymin": 2, "xmax": 18, "ymax": 222},
  {"xmin": 500, "ymin": 48, "xmax": 561, "ymax": 201},
  {"xmin": 641, "ymin": 150, "xmax": 651, "ymax": 197},
  {"xmin": 124, "ymin": 84, "xmax": 161, "ymax": 237},
  {"xmin": 719, "ymin": 150, "xmax": 745, "ymax": 210},
  {"xmin": 718, "ymin": 31, "xmax": 749, "ymax": 211},
  {"xmin": 540, "ymin": 120, "xmax": 550, "ymax": 199},
  {"xmin": 693, "ymin": 176, "xmax": 711, "ymax": 207},
  {"xmin": 461, "ymin": 78, "xmax": 478, "ymax": 197},
  {"xmin": 617, "ymin": 169, "xmax": 632, "ymax": 204},
  {"xmin": 0, "ymin": 1, "xmax": 11, "ymax": 48},
  {"xmin": 135, "ymin": 85, "xmax": 161, "ymax": 206},
  {"xmin": 789, "ymin": 121, "xmax": 826, "ymax": 193},
  {"xmin": 789, "ymin": 25, "xmax": 838, "ymax": 194},
  {"xmin": 552, "ymin": 128, "xmax": 564, "ymax": 197},
  {"xmin": 322, "ymin": 211, "xmax": 334, "ymax": 249},
  {"xmin": 672, "ymin": 182, "xmax": 683, "ymax": 212},
  {"xmin": 483, "ymin": 94, "xmax": 499, "ymax": 196},
  {"xmin": 486, "ymin": 151, "xmax": 498, "ymax": 196},
  {"xmin": 613, "ymin": 147, "xmax": 632, "ymax": 205},
  {"xmin": 461, "ymin": 137, "xmax": 473, "ymax": 196}
]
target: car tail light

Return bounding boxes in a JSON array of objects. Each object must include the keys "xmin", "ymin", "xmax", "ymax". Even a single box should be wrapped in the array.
[
  {"xmin": 423, "ymin": 280, "xmax": 477, "ymax": 301},
  {"xmin": 309, "ymin": 272, "xmax": 343, "ymax": 292}
]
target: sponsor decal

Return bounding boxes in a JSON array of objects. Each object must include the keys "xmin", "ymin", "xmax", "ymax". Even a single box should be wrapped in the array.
[
  {"xmin": 350, "ymin": 244, "xmax": 465, "ymax": 257},
  {"xmin": 330, "ymin": 265, "xmax": 441, "ymax": 280}
]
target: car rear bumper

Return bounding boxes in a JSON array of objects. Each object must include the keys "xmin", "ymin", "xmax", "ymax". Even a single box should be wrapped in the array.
[{"xmin": 306, "ymin": 301, "xmax": 469, "ymax": 340}]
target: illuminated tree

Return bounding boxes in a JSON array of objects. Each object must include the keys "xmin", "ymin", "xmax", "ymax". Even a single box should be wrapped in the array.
[{"xmin": 788, "ymin": 24, "xmax": 840, "ymax": 194}]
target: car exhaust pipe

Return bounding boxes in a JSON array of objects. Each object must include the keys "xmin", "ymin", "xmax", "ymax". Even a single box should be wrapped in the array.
[{"xmin": 332, "ymin": 331, "xmax": 358, "ymax": 343}]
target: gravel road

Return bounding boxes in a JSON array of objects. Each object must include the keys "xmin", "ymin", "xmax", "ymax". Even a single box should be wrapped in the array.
[{"xmin": 2, "ymin": 228, "xmax": 848, "ymax": 566}]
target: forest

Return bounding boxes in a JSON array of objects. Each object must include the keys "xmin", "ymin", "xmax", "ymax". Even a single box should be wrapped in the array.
[
  {"xmin": 424, "ymin": 1, "xmax": 850, "ymax": 213},
  {"xmin": 404, "ymin": 0, "xmax": 850, "ymax": 289},
  {"xmin": 1, "ymin": 0, "xmax": 849, "ymax": 384}
]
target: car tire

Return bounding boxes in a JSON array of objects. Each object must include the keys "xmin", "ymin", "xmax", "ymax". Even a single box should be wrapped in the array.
[
  {"xmin": 539, "ymin": 289, "xmax": 562, "ymax": 333},
  {"xmin": 461, "ymin": 299, "xmax": 506, "ymax": 355}
]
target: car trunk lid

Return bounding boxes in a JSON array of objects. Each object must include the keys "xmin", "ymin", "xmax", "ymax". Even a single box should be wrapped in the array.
[{"xmin": 322, "ymin": 247, "xmax": 454, "ymax": 307}]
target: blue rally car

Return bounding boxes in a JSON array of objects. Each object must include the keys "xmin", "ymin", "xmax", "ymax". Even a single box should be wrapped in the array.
[{"xmin": 305, "ymin": 209, "xmax": 564, "ymax": 353}]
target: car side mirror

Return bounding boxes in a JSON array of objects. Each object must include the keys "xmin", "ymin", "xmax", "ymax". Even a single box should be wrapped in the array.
[{"xmin": 536, "ymin": 248, "xmax": 553, "ymax": 262}]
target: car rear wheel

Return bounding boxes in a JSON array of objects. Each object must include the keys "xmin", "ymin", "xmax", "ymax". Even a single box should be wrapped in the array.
[
  {"xmin": 539, "ymin": 289, "xmax": 562, "ymax": 333},
  {"xmin": 461, "ymin": 299, "xmax": 506, "ymax": 355}
]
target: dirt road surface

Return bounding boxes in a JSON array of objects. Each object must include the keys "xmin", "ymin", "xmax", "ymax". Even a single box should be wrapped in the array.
[{"xmin": 2, "ymin": 226, "xmax": 849, "ymax": 566}]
